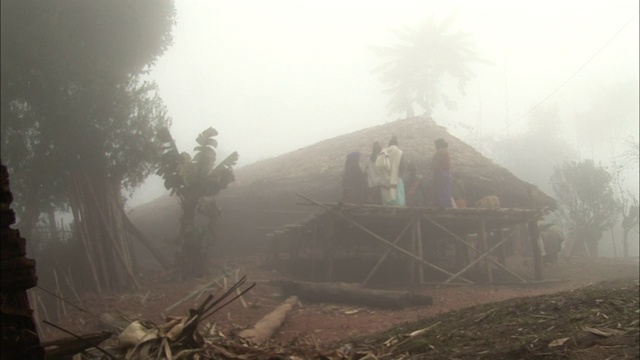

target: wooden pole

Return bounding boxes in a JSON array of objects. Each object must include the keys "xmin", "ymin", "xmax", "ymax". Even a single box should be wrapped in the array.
[
  {"xmin": 528, "ymin": 220, "xmax": 544, "ymax": 281},
  {"xmin": 443, "ymin": 228, "xmax": 518, "ymax": 284},
  {"xmin": 324, "ymin": 214, "xmax": 335, "ymax": 281},
  {"xmin": 422, "ymin": 214, "xmax": 527, "ymax": 283},
  {"xmin": 497, "ymin": 228, "xmax": 506, "ymax": 265},
  {"xmin": 409, "ymin": 218, "xmax": 416, "ymax": 285},
  {"xmin": 415, "ymin": 217, "xmax": 424, "ymax": 285},
  {"xmin": 362, "ymin": 217, "xmax": 415, "ymax": 286},
  {"xmin": 296, "ymin": 193, "xmax": 474, "ymax": 284},
  {"xmin": 311, "ymin": 220, "xmax": 318, "ymax": 281},
  {"xmin": 528, "ymin": 186, "xmax": 544, "ymax": 281},
  {"xmin": 479, "ymin": 220, "xmax": 493, "ymax": 283}
]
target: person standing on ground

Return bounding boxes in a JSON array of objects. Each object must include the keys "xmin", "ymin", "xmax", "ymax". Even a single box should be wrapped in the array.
[{"xmin": 431, "ymin": 138, "xmax": 456, "ymax": 208}]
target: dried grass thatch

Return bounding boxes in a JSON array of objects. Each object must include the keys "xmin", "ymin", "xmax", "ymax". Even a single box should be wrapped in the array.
[{"xmin": 222, "ymin": 116, "xmax": 555, "ymax": 209}]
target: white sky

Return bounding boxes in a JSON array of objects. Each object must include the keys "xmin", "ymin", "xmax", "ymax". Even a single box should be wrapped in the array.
[{"xmin": 129, "ymin": 0, "xmax": 640, "ymax": 206}]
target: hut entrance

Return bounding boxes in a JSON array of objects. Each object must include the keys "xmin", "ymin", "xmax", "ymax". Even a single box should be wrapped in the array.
[{"xmin": 267, "ymin": 194, "xmax": 549, "ymax": 286}]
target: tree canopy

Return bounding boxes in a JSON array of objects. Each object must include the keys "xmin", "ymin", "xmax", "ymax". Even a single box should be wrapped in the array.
[
  {"xmin": 551, "ymin": 160, "xmax": 620, "ymax": 256},
  {"xmin": 0, "ymin": 0, "xmax": 176, "ymax": 292},
  {"xmin": 488, "ymin": 104, "xmax": 577, "ymax": 194},
  {"xmin": 370, "ymin": 14, "xmax": 488, "ymax": 117}
]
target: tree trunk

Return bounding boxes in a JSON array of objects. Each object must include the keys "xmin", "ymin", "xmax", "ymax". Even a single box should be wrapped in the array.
[
  {"xmin": 176, "ymin": 198, "xmax": 209, "ymax": 278},
  {"xmin": 622, "ymin": 228, "xmax": 630, "ymax": 258},
  {"xmin": 67, "ymin": 170, "xmax": 138, "ymax": 293}
]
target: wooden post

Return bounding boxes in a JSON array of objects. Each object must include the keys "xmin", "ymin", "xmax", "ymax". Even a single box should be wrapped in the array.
[
  {"xmin": 415, "ymin": 217, "xmax": 424, "ymax": 285},
  {"xmin": 324, "ymin": 214, "xmax": 335, "ymax": 281},
  {"xmin": 527, "ymin": 186, "xmax": 544, "ymax": 281},
  {"xmin": 528, "ymin": 220, "xmax": 544, "ymax": 281},
  {"xmin": 311, "ymin": 220, "xmax": 318, "ymax": 281},
  {"xmin": 479, "ymin": 220, "xmax": 493, "ymax": 284},
  {"xmin": 497, "ymin": 228, "xmax": 506, "ymax": 266},
  {"xmin": 409, "ymin": 221, "xmax": 416, "ymax": 285}
]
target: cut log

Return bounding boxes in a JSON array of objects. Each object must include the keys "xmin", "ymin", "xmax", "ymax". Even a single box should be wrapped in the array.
[
  {"xmin": 238, "ymin": 296, "xmax": 298, "ymax": 345},
  {"xmin": 275, "ymin": 280, "xmax": 432, "ymax": 309}
]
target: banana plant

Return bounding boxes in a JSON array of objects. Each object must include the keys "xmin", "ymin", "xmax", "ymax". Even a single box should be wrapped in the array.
[{"xmin": 157, "ymin": 127, "xmax": 238, "ymax": 277}]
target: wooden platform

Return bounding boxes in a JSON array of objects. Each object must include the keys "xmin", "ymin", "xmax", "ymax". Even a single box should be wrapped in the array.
[{"xmin": 267, "ymin": 195, "xmax": 550, "ymax": 286}]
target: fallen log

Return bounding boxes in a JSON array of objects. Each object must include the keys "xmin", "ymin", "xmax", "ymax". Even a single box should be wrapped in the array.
[
  {"xmin": 275, "ymin": 280, "xmax": 432, "ymax": 309},
  {"xmin": 238, "ymin": 296, "xmax": 299, "ymax": 345}
]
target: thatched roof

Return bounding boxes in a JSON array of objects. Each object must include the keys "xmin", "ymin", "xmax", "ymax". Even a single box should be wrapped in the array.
[{"xmin": 222, "ymin": 116, "xmax": 555, "ymax": 209}]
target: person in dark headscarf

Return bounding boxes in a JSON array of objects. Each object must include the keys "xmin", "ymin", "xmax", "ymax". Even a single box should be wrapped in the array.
[
  {"xmin": 341, "ymin": 151, "xmax": 368, "ymax": 204},
  {"xmin": 431, "ymin": 138, "xmax": 456, "ymax": 208},
  {"xmin": 364, "ymin": 141, "xmax": 383, "ymax": 205}
]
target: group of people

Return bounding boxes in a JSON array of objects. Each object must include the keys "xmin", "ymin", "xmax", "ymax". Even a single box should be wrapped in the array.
[{"xmin": 341, "ymin": 136, "xmax": 466, "ymax": 208}]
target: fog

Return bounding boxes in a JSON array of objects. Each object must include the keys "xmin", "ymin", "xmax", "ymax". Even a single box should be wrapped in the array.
[{"xmin": 125, "ymin": 0, "xmax": 639, "ymax": 207}]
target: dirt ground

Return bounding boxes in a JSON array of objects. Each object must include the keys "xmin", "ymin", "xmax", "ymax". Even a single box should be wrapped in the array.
[{"xmin": 41, "ymin": 254, "xmax": 639, "ymax": 358}]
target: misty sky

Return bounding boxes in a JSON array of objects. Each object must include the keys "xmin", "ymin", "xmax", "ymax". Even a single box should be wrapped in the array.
[{"xmin": 130, "ymin": 0, "xmax": 639, "ymax": 207}]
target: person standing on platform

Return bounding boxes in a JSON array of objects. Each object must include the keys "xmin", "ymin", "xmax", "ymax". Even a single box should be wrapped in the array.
[
  {"xmin": 431, "ymin": 138, "xmax": 456, "ymax": 208},
  {"xmin": 377, "ymin": 136, "xmax": 405, "ymax": 206},
  {"xmin": 364, "ymin": 141, "xmax": 383, "ymax": 205}
]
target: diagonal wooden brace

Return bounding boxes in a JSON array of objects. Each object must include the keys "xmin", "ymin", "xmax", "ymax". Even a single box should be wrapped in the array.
[
  {"xmin": 362, "ymin": 215, "xmax": 416, "ymax": 286},
  {"xmin": 443, "ymin": 227, "xmax": 519, "ymax": 284},
  {"xmin": 296, "ymin": 193, "xmax": 474, "ymax": 284},
  {"xmin": 422, "ymin": 214, "xmax": 528, "ymax": 283}
]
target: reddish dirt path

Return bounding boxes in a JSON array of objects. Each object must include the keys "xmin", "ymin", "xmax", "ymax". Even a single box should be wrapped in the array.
[{"xmin": 42, "ymin": 255, "xmax": 639, "ymax": 348}]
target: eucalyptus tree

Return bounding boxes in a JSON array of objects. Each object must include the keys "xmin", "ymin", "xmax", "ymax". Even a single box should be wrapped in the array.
[
  {"xmin": 550, "ymin": 160, "xmax": 620, "ymax": 257},
  {"xmin": 371, "ymin": 13, "xmax": 488, "ymax": 117},
  {"xmin": 157, "ymin": 127, "xmax": 238, "ymax": 278},
  {"xmin": 0, "ymin": 0, "xmax": 175, "ymax": 292}
]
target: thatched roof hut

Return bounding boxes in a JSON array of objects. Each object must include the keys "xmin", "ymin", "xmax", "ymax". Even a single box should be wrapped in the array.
[
  {"xmin": 212, "ymin": 116, "xmax": 555, "ymax": 253},
  {"xmin": 130, "ymin": 116, "xmax": 556, "ymax": 261}
]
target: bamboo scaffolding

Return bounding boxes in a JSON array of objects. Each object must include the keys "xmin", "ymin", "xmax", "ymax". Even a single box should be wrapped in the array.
[
  {"xmin": 362, "ymin": 216, "xmax": 416, "ymax": 286},
  {"xmin": 443, "ymin": 227, "xmax": 519, "ymax": 284},
  {"xmin": 422, "ymin": 214, "xmax": 528, "ymax": 283},
  {"xmin": 297, "ymin": 193, "xmax": 474, "ymax": 284}
]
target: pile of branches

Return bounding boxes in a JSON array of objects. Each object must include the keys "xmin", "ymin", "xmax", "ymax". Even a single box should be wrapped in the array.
[{"xmin": 56, "ymin": 278, "xmax": 640, "ymax": 359}]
